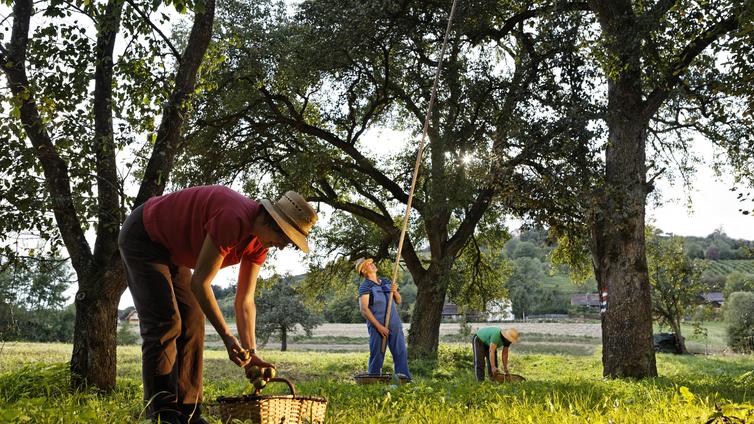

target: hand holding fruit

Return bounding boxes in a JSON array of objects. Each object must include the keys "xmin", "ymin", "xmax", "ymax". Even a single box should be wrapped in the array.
[{"xmin": 245, "ymin": 364, "xmax": 278, "ymax": 392}]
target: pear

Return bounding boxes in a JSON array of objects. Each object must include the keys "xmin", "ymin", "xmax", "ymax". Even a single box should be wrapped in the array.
[
  {"xmin": 252, "ymin": 377, "xmax": 267, "ymax": 390},
  {"xmin": 262, "ymin": 367, "xmax": 277, "ymax": 380},
  {"xmin": 246, "ymin": 365, "xmax": 262, "ymax": 381}
]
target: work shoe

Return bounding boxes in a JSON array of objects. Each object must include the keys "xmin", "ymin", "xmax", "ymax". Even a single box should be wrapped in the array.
[
  {"xmin": 180, "ymin": 403, "xmax": 210, "ymax": 424},
  {"xmin": 151, "ymin": 408, "xmax": 183, "ymax": 424}
]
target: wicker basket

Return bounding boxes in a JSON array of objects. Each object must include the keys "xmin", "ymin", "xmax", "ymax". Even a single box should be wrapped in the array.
[
  {"xmin": 215, "ymin": 378, "xmax": 327, "ymax": 423},
  {"xmin": 492, "ymin": 372, "xmax": 526, "ymax": 383},
  {"xmin": 353, "ymin": 373, "xmax": 410, "ymax": 385}
]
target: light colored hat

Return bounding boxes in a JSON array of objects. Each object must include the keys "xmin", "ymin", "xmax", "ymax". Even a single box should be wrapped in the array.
[
  {"xmin": 260, "ymin": 191, "xmax": 318, "ymax": 253},
  {"xmin": 354, "ymin": 258, "xmax": 373, "ymax": 275},
  {"xmin": 502, "ymin": 328, "xmax": 520, "ymax": 344}
]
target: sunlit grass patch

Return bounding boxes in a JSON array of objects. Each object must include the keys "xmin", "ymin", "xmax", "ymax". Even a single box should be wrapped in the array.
[{"xmin": 0, "ymin": 342, "xmax": 751, "ymax": 423}]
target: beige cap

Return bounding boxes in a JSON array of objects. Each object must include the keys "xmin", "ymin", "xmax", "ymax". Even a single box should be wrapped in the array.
[
  {"xmin": 260, "ymin": 191, "xmax": 317, "ymax": 253},
  {"xmin": 502, "ymin": 328, "xmax": 520, "ymax": 344},
  {"xmin": 354, "ymin": 258, "xmax": 373, "ymax": 275}
]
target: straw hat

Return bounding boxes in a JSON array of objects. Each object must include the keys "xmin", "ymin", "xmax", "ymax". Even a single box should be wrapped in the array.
[
  {"xmin": 502, "ymin": 328, "xmax": 520, "ymax": 344},
  {"xmin": 354, "ymin": 258, "xmax": 373, "ymax": 275},
  {"xmin": 260, "ymin": 191, "xmax": 318, "ymax": 253}
]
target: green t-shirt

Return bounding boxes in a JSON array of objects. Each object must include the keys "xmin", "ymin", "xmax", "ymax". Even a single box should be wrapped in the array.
[{"xmin": 476, "ymin": 327, "xmax": 511, "ymax": 348}]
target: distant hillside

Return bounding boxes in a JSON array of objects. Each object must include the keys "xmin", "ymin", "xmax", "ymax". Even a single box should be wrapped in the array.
[{"xmin": 704, "ymin": 259, "xmax": 754, "ymax": 276}]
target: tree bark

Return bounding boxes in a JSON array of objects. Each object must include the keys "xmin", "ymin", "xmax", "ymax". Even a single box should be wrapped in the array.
[
  {"xmin": 281, "ymin": 327, "xmax": 287, "ymax": 352},
  {"xmin": 669, "ymin": 319, "xmax": 687, "ymax": 354},
  {"xmin": 407, "ymin": 270, "xmax": 447, "ymax": 360},
  {"xmin": 590, "ymin": 100, "xmax": 657, "ymax": 378},
  {"xmin": 70, "ymin": 261, "xmax": 125, "ymax": 389},
  {"xmin": 587, "ymin": 0, "xmax": 657, "ymax": 379}
]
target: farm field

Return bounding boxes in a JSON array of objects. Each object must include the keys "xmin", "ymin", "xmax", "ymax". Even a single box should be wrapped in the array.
[{"xmin": 0, "ymin": 339, "xmax": 751, "ymax": 423}]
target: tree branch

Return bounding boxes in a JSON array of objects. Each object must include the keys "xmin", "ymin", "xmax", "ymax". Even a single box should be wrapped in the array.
[
  {"xmin": 92, "ymin": 0, "xmax": 125, "ymax": 267},
  {"xmin": 258, "ymin": 87, "xmax": 423, "ymax": 209},
  {"xmin": 643, "ymin": 14, "xmax": 739, "ymax": 119},
  {"xmin": 135, "ymin": 0, "xmax": 216, "ymax": 206},
  {"xmin": 125, "ymin": 0, "xmax": 181, "ymax": 61}
]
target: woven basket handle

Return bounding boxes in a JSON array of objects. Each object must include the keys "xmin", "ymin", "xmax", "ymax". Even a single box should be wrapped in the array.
[{"xmin": 260, "ymin": 377, "xmax": 297, "ymax": 396}]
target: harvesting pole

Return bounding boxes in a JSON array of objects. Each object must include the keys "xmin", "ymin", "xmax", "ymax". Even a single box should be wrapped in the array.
[{"xmin": 381, "ymin": 0, "xmax": 460, "ymax": 353}]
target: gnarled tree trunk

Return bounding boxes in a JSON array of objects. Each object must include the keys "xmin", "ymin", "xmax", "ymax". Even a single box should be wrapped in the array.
[{"xmin": 407, "ymin": 269, "xmax": 448, "ymax": 360}]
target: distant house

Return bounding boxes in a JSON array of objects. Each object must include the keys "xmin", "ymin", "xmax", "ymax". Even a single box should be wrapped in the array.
[
  {"xmin": 442, "ymin": 301, "xmax": 462, "ymax": 320},
  {"xmin": 486, "ymin": 299, "xmax": 514, "ymax": 322},
  {"xmin": 700, "ymin": 292, "xmax": 724, "ymax": 308},
  {"xmin": 441, "ymin": 299, "xmax": 512, "ymax": 322},
  {"xmin": 123, "ymin": 310, "xmax": 139, "ymax": 324},
  {"xmin": 570, "ymin": 293, "xmax": 601, "ymax": 310}
]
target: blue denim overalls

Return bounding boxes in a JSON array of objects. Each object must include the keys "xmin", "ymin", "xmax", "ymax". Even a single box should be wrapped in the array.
[{"xmin": 365, "ymin": 278, "xmax": 411, "ymax": 378}]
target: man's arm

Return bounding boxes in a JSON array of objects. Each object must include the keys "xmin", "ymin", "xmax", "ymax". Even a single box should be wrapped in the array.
[
  {"xmin": 235, "ymin": 257, "xmax": 272, "ymax": 367},
  {"xmin": 236, "ymin": 257, "xmax": 260, "ymax": 350},
  {"xmin": 191, "ymin": 235, "xmax": 246, "ymax": 366},
  {"xmin": 489, "ymin": 343, "xmax": 498, "ymax": 374},
  {"xmin": 359, "ymin": 294, "xmax": 389, "ymax": 337},
  {"xmin": 501, "ymin": 345, "xmax": 510, "ymax": 374}
]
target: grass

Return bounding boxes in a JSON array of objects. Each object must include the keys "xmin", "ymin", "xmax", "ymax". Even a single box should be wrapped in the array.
[{"xmin": 0, "ymin": 341, "xmax": 752, "ymax": 423}]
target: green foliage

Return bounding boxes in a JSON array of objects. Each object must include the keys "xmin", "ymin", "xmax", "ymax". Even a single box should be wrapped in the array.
[
  {"xmin": 723, "ymin": 272, "xmax": 754, "ymax": 298},
  {"xmin": 0, "ymin": 258, "xmax": 75, "ymax": 342},
  {"xmin": 255, "ymin": 276, "xmax": 323, "ymax": 350},
  {"xmin": 446, "ymin": 224, "xmax": 511, "ymax": 312},
  {"xmin": 505, "ymin": 257, "xmax": 545, "ymax": 320},
  {"xmin": 322, "ymin": 294, "xmax": 363, "ymax": 324},
  {"xmin": 724, "ymin": 291, "xmax": 754, "ymax": 353},
  {"xmin": 116, "ymin": 323, "xmax": 139, "ymax": 346},
  {"xmin": 646, "ymin": 229, "xmax": 708, "ymax": 353}
]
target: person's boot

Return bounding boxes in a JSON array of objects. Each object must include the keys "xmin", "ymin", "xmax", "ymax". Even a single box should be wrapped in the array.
[
  {"xmin": 151, "ymin": 407, "xmax": 183, "ymax": 424},
  {"xmin": 180, "ymin": 403, "xmax": 210, "ymax": 424}
]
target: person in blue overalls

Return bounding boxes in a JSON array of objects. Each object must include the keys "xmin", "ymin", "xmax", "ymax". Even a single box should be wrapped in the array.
[{"xmin": 355, "ymin": 257, "xmax": 411, "ymax": 380}]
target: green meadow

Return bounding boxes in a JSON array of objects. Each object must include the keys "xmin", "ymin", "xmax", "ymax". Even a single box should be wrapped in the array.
[{"xmin": 0, "ymin": 341, "xmax": 752, "ymax": 423}]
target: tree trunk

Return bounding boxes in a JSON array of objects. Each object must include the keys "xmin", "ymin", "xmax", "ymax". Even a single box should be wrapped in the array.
[
  {"xmin": 669, "ymin": 319, "xmax": 687, "ymax": 354},
  {"xmin": 70, "ymin": 261, "xmax": 125, "ymax": 390},
  {"xmin": 407, "ymin": 272, "xmax": 447, "ymax": 360},
  {"xmin": 587, "ymin": 0, "xmax": 657, "ymax": 379},
  {"xmin": 280, "ymin": 327, "xmax": 287, "ymax": 352},
  {"xmin": 591, "ymin": 116, "xmax": 657, "ymax": 378}
]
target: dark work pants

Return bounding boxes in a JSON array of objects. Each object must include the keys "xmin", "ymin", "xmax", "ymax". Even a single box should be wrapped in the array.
[
  {"xmin": 472, "ymin": 335, "xmax": 497, "ymax": 381},
  {"xmin": 118, "ymin": 205, "xmax": 205, "ymax": 418}
]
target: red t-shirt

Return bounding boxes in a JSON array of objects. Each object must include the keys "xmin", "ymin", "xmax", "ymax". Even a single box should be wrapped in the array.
[{"xmin": 142, "ymin": 185, "xmax": 268, "ymax": 269}]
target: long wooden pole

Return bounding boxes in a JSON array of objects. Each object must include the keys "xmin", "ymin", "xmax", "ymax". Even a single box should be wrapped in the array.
[{"xmin": 382, "ymin": 0, "xmax": 460, "ymax": 353}]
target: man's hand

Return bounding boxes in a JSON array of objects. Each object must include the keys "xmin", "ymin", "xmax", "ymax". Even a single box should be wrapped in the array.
[
  {"xmin": 247, "ymin": 352, "xmax": 275, "ymax": 369},
  {"xmin": 376, "ymin": 324, "xmax": 389, "ymax": 338},
  {"xmin": 223, "ymin": 334, "xmax": 249, "ymax": 366},
  {"xmin": 491, "ymin": 366, "xmax": 498, "ymax": 375}
]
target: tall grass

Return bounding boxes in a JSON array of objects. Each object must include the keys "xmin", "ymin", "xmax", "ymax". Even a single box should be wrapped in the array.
[{"xmin": 0, "ymin": 342, "xmax": 751, "ymax": 423}]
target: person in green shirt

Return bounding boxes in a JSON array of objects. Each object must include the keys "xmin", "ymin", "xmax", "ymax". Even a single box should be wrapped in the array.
[{"xmin": 472, "ymin": 327, "xmax": 520, "ymax": 381}]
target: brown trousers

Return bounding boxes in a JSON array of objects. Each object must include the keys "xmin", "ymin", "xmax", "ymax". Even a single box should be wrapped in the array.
[{"xmin": 118, "ymin": 205, "xmax": 205, "ymax": 416}]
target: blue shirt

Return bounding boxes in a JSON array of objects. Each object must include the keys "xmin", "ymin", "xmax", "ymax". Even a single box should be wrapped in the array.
[
  {"xmin": 358, "ymin": 277, "xmax": 393, "ymax": 298},
  {"xmin": 358, "ymin": 277, "xmax": 402, "ymax": 329}
]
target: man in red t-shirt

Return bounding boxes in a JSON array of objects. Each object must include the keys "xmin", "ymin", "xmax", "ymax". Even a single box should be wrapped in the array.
[{"xmin": 118, "ymin": 186, "xmax": 317, "ymax": 424}]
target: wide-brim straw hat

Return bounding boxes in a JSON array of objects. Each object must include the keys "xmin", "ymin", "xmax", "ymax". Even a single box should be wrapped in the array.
[
  {"xmin": 502, "ymin": 328, "xmax": 520, "ymax": 344},
  {"xmin": 354, "ymin": 258, "xmax": 373, "ymax": 275},
  {"xmin": 260, "ymin": 191, "xmax": 317, "ymax": 253}
]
